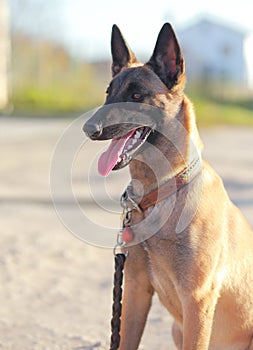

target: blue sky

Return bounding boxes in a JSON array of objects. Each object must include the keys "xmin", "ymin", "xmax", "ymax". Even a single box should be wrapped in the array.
[{"xmin": 10, "ymin": 0, "xmax": 253, "ymax": 60}]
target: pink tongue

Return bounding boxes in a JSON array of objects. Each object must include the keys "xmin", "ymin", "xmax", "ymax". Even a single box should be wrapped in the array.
[{"xmin": 98, "ymin": 130, "xmax": 135, "ymax": 176}]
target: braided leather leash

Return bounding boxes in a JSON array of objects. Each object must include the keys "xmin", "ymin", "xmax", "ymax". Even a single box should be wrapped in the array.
[{"xmin": 110, "ymin": 253, "xmax": 126, "ymax": 350}]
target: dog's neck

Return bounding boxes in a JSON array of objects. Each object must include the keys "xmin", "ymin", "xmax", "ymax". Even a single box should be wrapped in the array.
[{"xmin": 129, "ymin": 96, "xmax": 202, "ymax": 197}]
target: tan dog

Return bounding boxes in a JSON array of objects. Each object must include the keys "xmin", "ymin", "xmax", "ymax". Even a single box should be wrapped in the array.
[{"xmin": 83, "ymin": 23, "xmax": 253, "ymax": 350}]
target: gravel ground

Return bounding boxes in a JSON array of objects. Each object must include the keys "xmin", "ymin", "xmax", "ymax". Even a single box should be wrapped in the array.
[{"xmin": 0, "ymin": 116, "xmax": 252, "ymax": 349}]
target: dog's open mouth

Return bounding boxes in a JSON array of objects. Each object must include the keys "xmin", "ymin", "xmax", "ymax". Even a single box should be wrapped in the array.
[{"xmin": 98, "ymin": 127, "xmax": 152, "ymax": 176}]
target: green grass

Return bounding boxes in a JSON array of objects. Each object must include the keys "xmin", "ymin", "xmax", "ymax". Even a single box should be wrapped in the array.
[
  {"xmin": 12, "ymin": 84, "xmax": 103, "ymax": 114},
  {"xmin": 190, "ymin": 96, "xmax": 253, "ymax": 127},
  {"xmin": 11, "ymin": 74, "xmax": 106, "ymax": 115}
]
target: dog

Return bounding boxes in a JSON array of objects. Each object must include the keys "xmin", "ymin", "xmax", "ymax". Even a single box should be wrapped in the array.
[{"xmin": 83, "ymin": 23, "xmax": 253, "ymax": 350}]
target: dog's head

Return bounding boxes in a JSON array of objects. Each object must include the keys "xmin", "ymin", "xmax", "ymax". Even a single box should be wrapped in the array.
[{"xmin": 83, "ymin": 23, "xmax": 186, "ymax": 176}]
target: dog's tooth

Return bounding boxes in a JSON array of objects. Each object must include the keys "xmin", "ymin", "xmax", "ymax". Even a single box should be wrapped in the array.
[
  {"xmin": 135, "ymin": 130, "xmax": 141, "ymax": 138},
  {"xmin": 125, "ymin": 152, "xmax": 131, "ymax": 162}
]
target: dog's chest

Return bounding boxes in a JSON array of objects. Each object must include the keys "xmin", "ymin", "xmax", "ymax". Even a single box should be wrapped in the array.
[{"xmin": 141, "ymin": 240, "xmax": 183, "ymax": 319}]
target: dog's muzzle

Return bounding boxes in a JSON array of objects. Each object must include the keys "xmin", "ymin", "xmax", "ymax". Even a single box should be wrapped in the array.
[{"xmin": 83, "ymin": 120, "xmax": 102, "ymax": 140}]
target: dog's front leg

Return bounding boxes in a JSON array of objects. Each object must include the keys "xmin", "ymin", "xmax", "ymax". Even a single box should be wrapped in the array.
[
  {"xmin": 182, "ymin": 293, "xmax": 218, "ymax": 350},
  {"xmin": 119, "ymin": 245, "xmax": 154, "ymax": 350}
]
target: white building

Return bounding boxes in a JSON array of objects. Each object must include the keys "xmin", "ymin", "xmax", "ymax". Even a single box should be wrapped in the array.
[{"xmin": 178, "ymin": 18, "xmax": 253, "ymax": 90}]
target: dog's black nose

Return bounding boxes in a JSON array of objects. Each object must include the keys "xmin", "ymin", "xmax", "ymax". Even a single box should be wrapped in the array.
[{"xmin": 83, "ymin": 121, "xmax": 102, "ymax": 139}]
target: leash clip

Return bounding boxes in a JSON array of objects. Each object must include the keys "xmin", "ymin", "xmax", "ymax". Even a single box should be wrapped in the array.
[
  {"xmin": 120, "ymin": 188, "xmax": 142, "ymax": 214},
  {"xmin": 113, "ymin": 231, "xmax": 124, "ymax": 256},
  {"xmin": 113, "ymin": 220, "xmax": 128, "ymax": 257}
]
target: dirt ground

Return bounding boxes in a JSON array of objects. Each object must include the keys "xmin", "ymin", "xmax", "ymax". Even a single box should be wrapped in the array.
[{"xmin": 0, "ymin": 116, "xmax": 252, "ymax": 350}]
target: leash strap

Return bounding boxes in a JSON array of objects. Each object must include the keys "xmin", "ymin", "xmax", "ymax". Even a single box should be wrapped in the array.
[{"xmin": 110, "ymin": 253, "xmax": 126, "ymax": 350}]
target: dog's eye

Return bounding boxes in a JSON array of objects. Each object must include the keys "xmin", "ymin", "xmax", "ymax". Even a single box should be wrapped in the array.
[{"xmin": 131, "ymin": 93, "xmax": 143, "ymax": 100}]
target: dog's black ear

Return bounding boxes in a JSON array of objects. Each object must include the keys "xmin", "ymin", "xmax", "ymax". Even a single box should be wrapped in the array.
[
  {"xmin": 111, "ymin": 24, "xmax": 139, "ymax": 77},
  {"xmin": 146, "ymin": 23, "xmax": 184, "ymax": 89}
]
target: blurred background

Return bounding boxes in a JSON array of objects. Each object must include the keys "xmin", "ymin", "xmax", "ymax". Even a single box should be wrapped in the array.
[
  {"xmin": 0, "ymin": 1, "xmax": 253, "ymax": 349},
  {"xmin": 0, "ymin": 0, "xmax": 252, "ymax": 124}
]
